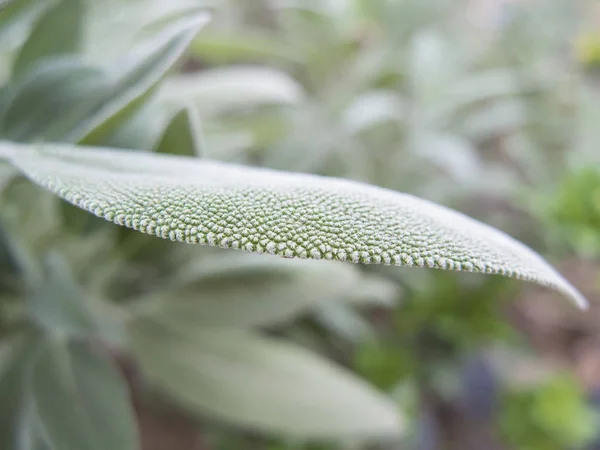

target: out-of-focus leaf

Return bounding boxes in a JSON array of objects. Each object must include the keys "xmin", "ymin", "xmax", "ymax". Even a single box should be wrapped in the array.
[
  {"xmin": 0, "ymin": 162, "xmax": 17, "ymax": 192},
  {"xmin": 0, "ymin": 0, "xmax": 48, "ymax": 43},
  {"xmin": 158, "ymin": 66, "xmax": 304, "ymax": 117},
  {"xmin": 31, "ymin": 339, "xmax": 139, "ymax": 450},
  {"xmin": 0, "ymin": 333, "xmax": 43, "ymax": 450},
  {"xmin": 27, "ymin": 252, "xmax": 122, "ymax": 343},
  {"xmin": 1, "ymin": 58, "xmax": 111, "ymax": 142},
  {"xmin": 70, "ymin": 13, "xmax": 211, "ymax": 145},
  {"xmin": 410, "ymin": 131, "xmax": 482, "ymax": 187},
  {"xmin": 130, "ymin": 320, "xmax": 404, "ymax": 439},
  {"xmin": 12, "ymin": 0, "xmax": 83, "ymax": 77},
  {"xmin": 189, "ymin": 32, "xmax": 296, "ymax": 63},
  {"xmin": 0, "ymin": 140, "xmax": 588, "ymax": 308},
  {"xmin": 460, "ymin": 99, "xmax": 528, "ymax": 142},
  {"xmin": 154, "ymin": 105, "xmax": 204, "ymax": 157},
  {"xmin": 342, "ymin": 90, "xmax": 403, "ymax": 134},
  {"xmin": 314, "ymin": 303, "xmax": 375, "ymax": 342},
  {"xmin": 132, "ymin": 251, "xmax": 397, "ymax": 328}
]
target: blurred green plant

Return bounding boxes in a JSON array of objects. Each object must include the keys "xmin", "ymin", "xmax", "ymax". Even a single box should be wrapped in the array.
[{"xmin": 0, "ymin": 1, "xmax": 598, "ymax": 450}]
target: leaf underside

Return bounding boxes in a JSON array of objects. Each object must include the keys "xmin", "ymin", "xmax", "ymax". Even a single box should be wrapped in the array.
[{"xmin": 0, "ymin": 141, "xmax": 587, "ymax": 308}]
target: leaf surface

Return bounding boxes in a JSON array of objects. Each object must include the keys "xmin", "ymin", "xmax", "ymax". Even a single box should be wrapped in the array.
[
  {"xmin": 31, "ymin": 340, "xmax": 139, "ymax": 450},
  {"xmin": 130, "ymin": 320, "xmax": 404, "ymax": 438},
  {"xmin": 0, "ymin": 141, "xmax": 587, "ymax": 307}
]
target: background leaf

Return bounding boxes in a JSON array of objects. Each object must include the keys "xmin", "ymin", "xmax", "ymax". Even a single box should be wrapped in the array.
[
  {"xmin": 31, "ymin": 339, "xmax": 139, "ymax": 450},
  {"xmin": 131, "ymin": 250, "xmax": 398, "ymax": 328},
  {"xmin": 154, "ymin": 104, "xmax": 204, "ymax": 157},
  {"xmin": 130, "ymin": 320, "xmax": 404, "ymax": 439},
  {"xmin": 70, "ymin": 12, "xmax": 211, "ymax": 145},
  {"xmin": 12, "ymin": 0, "xmax": 83, "ymax": 77}
]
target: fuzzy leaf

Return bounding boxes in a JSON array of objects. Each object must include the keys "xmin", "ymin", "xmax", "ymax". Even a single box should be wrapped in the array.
[
  {"xmin": 130, "ymin": 320, "xmax": 404, "ymax": 438},
  {"xmin": 12, "ymin": 0, "xmax": 83, "ymax": 77},
  {"xmin": 131, "ymin": 250, "xmax": 398, "ymax": 327},
  {"xmin": 154, "ymin": 105, "xmax": 203, "ymax": 156},
  {"xmin": 30, "ymin": 340, "xmax": 139, "ymax": 450},
  {"xmin": 0, "ymin": 141, "xmax": 587, "ymax": 308},
  {"xmin": 1, "ymin": 58, "xmax": 111, "ymax": 142},
  {"xmin": 69, "ymin": 13, "xmax": 210, "ymax": 145}
]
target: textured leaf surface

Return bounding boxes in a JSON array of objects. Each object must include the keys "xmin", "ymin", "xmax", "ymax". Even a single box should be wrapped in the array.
[
  {"xmin": 0, "ymin": 141, "xmax": 586, "ymax": 307},
  {"xmin": 130, "ymin": 320, "xmax": 404, "ymax": 438}
]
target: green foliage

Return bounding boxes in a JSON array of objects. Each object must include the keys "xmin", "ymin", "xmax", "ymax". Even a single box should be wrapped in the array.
[
  {"xmin": 0, "ymin": 0, "xmax": 598, "ymax": 449},
  {"xmin": 500, "ymin": 374, "xmax": 597, "ymax": 450}
]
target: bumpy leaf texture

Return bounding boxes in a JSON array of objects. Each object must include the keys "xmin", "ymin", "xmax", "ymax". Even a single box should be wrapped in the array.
[{"xmin": 0, "ymin": 141, "xmax": 587, "ymax": 308}]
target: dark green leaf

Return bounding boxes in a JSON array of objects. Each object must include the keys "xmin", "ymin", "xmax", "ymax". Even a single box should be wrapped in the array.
[
  {"xmin": 12, "ymin": 0, "xmax": 83, "ymax": 77},
  {"xmin": 31, "ymin": 339, "xmax": 139, "ymax": 450},
  {"xmin": 1, "ymin": 58, "xmax": 111, "ymax": 142},
  {"xmin": 0, "ymin": 333, "xmax": 43, "ymax": 450},
  {"xmin": 154, "ymin": 104, "xmax": 203, "ymax": 156},
  {"xmin": 27, "ymin": 252, "xmax": 123, "ymax": 342}
]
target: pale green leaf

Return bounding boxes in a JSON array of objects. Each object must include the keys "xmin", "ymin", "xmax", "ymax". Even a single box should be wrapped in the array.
[
  {"xmin": 27, "ymin": 252, "xmax": 117, "ymax": 340},
  {"xmin": 189, "ymin": 31, "xmax": 296, "ymax": 64},
  {"xmin": 1, "ymin": 58, "xmax": 111, "ymax": 142},
  {"xmin": 130, "ymin": 321, "xmax": 404, "ymax": 438},
  {"xmin": 31, "ymin": 339, "xmax": 139, "ymax": 450},
  {"xmin": 0, "ymin": 333, "xmax": 43, "ymax": 450},
  {"xmin": 0, "ymin": 141, "xmax": 587, "ymax": 308},
  {"xmin": 154, "ymin": 104, "xmax": 204, "ymax": 157},
  {"xmin": 12, "ymin": 0, "xmax": 83, "ymax": 77},
  {"xmin": 69, "ymin": 13, "xmax": 211, "ymax": 145},
  {"xmin": 131, "ymin": 250, "xmax": 397, "ymax": 327},
  {"xmin": 157, "ymin": 66, "xmax": 304, "ymax": 117}
]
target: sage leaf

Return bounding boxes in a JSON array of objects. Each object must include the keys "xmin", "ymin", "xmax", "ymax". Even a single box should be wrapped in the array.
[
  {"xmin": 30, "ymin": 339, "xmax": 139, "ymax": 450},
  {"xmin": 70, "ymin": 13, "xmax": 210, "ymax": 145},
  {"xmin": 154, "ymin": 104, "xmax": 204, "ymax": 157},
  {"xmin": 0, "ymin": 141, "xmax": 587, "ymax": 308},
  {"xmin": 130, "ymin": 320, "xmax": 404, "ymax": 438},
  {"xmin": 131, "ymin": 251, "xmax": 398, "ymax": 328},
  {"xmin": 12, "ymin": 0, "xmax": 83, "ymax": 77}
]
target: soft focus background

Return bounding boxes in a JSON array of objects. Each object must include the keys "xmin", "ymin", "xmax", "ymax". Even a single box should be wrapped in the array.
[{"xmin": 2, "ymin": 0, "xmax": 600, "ymax": 449}]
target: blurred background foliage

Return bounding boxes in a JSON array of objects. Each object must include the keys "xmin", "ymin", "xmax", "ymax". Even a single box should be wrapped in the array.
[{"xmin": 1, "ymin": 0, "xmax": 600, "ymax": 449}]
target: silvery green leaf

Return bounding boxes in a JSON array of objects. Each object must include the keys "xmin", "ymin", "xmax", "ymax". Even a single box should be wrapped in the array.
[
  {"xmin": 12, "ymin": 0, "xmax": 83, "ymax": 77},
  {"xmin": 0, "ymin": 161, "xmax": 16, "ymax": 193},
  {"xmin": 189, "ymin": 31, "xmax": 297, "ymax": 64},
  {"xmin": 154, "ymin": 104, "xmax": 204, "ymax": 157},
  {"xmin": 30, "ymin": 339, "xmax": 139, "ymax": 450},
  {"xmin": 130, "ymin": 320, "xmax": 404, "ymax": 438},
  {"xmin": 1, "ymin": 58, "xmax": 111, "ymax": 142},
  {"xmin": 69, "ymin": 12, "xmax": 210, "ymax": 145},
  {"xmin": 0, "ymin": 332, "xmax": 44, "ymax": 450},
  {"xmin": 130, "ymin": 250, "xmax": 396, "ymax": 328},
  {"xmin": 0, "ymin": 141, "xmax": 587, "ymax": 308},
  {"xmin": 27, "ymin": 252, "xmax": 114, "ymax": 339},
  {"xmin": 157, "ymin": 66, "xmax": 304, "ymax": 118}
]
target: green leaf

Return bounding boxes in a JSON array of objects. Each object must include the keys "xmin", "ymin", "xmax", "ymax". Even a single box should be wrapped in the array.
[
  {"xmin": 12, "ymin": 0, "xmax": 83, "ymax": 77},
  {"xmin": 27, "ymin": 252, "xmax": 112, "ymax": 339},
  {"xmin": 30, "ymin": 339, "xmax": 139, "ymax": 450},
  {"xmin": 0, "ymin": 141, "xmax": 587, "ymax": 308},
  {"xmin": 189, "ymin": 31, "xmax": 297, "ymax": 64},
  {"xmin": 1, "ymin": 58, "xmax": 111, "ymax": 142},
  {"xmin": 70, "ymin": 13, "xmax": 211, "ymax": 145},
  {"xmin": 154, "ymin": 105, "xmax": 203, "ymax": 157},
  {"xmin": 131, "ymin": 250, "xmax": 398, "ymax": 327},
  {"xmin": 130, "ymin": 320, "xmax": 404, "ymax": 439},
  {"xmin": 157, "ymin": 66, "xmax": 304, "ymax": 118},
  {"xmin": 0, "ymin": 332, "xmax": 43, "ymax": 450}
]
